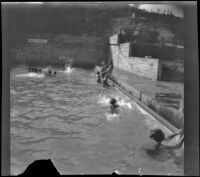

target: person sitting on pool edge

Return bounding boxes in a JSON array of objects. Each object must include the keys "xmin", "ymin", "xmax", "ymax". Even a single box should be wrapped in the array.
[
  {"xmin": 100, "ymin": 60, "xmax": 113, "ymax": 79},
  {"xmin": 109, "ymin": 98, "xmax": 120, "ymax": 114},
  {"xmin": 102, "ymin": 74, "xmax": 111, "ymax": 87},
  {"xmin": 149, "ymin": 128, "xmax": 184, "ymax": 150}
]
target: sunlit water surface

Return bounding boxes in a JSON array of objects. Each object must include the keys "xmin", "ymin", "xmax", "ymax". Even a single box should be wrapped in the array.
[{"xmin": 10, "ymin": 66, "xmax": 183, "ymax": 175}]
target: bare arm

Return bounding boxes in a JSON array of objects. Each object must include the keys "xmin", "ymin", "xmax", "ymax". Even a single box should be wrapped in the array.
[{"xmin": 165, "ymin": 129, "xmax": 183, "ymax": 140}]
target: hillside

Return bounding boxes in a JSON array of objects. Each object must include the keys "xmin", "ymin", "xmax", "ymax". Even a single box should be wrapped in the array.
[
  {"xmin": 111, "ymin": 8, "xmax": 184, "ymax": 45},
  {"xmin": 4, "ymin": 3, "xmax": 184, "ymax": 56}
]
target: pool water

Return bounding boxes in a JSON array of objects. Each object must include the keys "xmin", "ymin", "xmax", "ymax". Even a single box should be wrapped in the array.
[{"xmin": 10, "ymin": 66, "xmax": 183, "ymax": 175}]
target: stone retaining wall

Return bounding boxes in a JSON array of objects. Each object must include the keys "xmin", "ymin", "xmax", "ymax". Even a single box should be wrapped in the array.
[{"xmin": 109, "ymin": 34, "xmax": 183, "ymax": 82}]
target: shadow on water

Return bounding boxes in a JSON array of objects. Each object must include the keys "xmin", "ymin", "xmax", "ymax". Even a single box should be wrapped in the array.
[
  {"xmin": 155, "ymin": 92, "xmax": 182, "ymax": 110},
  {"xmin": 145, "ymin": 148, "xmax": 175, "ymax": 162},
  {"xmin": 144, "ymin": 145, "xmax": 183, "ymax": 168}
]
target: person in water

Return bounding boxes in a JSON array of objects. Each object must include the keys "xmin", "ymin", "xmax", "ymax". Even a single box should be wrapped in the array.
[
  {"xmin": 96, "ymin": 71, "xmax": 101, "ymax": 83},
  {"xmin": 29, "ymin": 67, "xmax": 42, "ymax": 73},
  {"xmin": 48, "ymin": 70, "xmax": 52, "ymax": 75},
  {"xmin": 41, "ymin": 66, "xmax": 57, "ymax": 76},
  {"xmin": 149, "ymin": 129, "xmax": 165, "ymax": 150},
  {"xmin": 46, "ymin": 70, "xmax": 57, "ymax": 76},
  {"xmin": 150, "ymin": 128, "xmax": 184, "ymax": 150},
  {"xmin": 109, "ymin": 98, "xmax": 120, "ymax": 114},
  {"xmin": 64, "ymin": 59, "xmax": 72, "ymax": 70}
]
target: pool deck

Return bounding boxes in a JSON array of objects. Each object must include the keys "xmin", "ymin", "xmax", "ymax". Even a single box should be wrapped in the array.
[{"xmin": 111, "ymin": 68, "xmax": 184, "ymax": 130}]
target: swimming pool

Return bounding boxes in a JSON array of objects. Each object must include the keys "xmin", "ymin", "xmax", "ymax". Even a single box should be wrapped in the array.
[{"xmin": 10, "ymin": 66, "xmax": 183, "ymax": 175}]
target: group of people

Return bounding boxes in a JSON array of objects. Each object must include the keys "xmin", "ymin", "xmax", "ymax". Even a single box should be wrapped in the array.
[
  {"xmin": 28, "ymin": 58, "xmax": 74, "ymax": 76},
  {"xmin": 96, "ymin": 60, "xmax": 113, "ymax": 87},
  {"xmin": 107, "ymin": 97, "xmax": 184, "ymax": 150},
  {"xmin": 108, "ymin": 97, "xmax": 184, "ymax": 151},
  {"xmin": 29, "ymin": 60, "xmax": 183, "ymax": 152},
  {"xmin": 28, "ymin": 66, "xmax": 57, "ymax": 76}
]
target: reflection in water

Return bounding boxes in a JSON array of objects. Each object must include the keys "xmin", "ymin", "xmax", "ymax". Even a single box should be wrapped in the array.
[
  {"xmin": 63, "ymin": 67, "xmax": 75, "ymax": 74},
  {"xmin": 10, "ymin": 66, "xmax": 183, "ymax": 175},
  {"xmin": 15, "ymin": 72, "xmax": 45, "ymax": 78}
]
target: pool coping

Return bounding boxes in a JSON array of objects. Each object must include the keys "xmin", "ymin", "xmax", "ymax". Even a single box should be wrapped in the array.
[{"xmin": 108, "ymin": 76, "xmax": 183, "ymax": 133}]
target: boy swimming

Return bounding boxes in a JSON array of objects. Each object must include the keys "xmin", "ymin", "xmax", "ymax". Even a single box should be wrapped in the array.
[
  {"xmin": 109, "ymin": 98, "xmax": 120, "ymax": 114},
  {"xmin": 149, "ymin": 128, "xmax": 184, "ymax": 150}
]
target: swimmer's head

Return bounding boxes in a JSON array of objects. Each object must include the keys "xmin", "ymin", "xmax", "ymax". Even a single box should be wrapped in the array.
[
  {"xmin": 150, "ymin": 129, "xmax": 165, "ymax": 144},
  {"xmin": 54, "ymin": 71, "xmax": 57, "ymax": 75},
  {"xmin": 110, "ymin": 98, "xmax": 117, "ymax": 105}
]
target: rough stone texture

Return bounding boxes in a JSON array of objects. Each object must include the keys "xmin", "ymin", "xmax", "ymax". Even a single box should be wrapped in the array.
[
  {"xmin": 110, "ymin": 34, "xmax": 184, "ymax": 82},
  {"xmin": 161, "ymin": 60, "xmax": 184, "ymax": 73},
  {"xmin": 160, "ymin": 60, "xmax": 184, "ymax": 83},
  {"xmin": 110, "ymin": 34, "xmax": 161, "ymax": 80},
  {"xmin": 110, "ymin": 44, "xmax": 160, "ymax": 80},
  {"xmin": 109, "ymin": 34, "xmax": 119, "ymax": 45}
]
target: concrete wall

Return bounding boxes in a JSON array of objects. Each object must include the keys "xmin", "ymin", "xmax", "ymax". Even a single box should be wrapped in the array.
[
  {"xmin": 161, "ymin": 60, "xmax": 184, "ymax": 73},
  {"xmin": 110, "ymin": 35, "xmax": 161, "ymax": 80},
  {"xmin": 110, "ymin": 34, "xmax": 184, "ymax": 82},
  {"xmin": 109, "ymin": 34, "xmax": 119, "ymax": 45},
  {"xmin": 160, "ymin": 60, "xmax": 184, "ymax": 82},
  {"xmin": 129, "ymin": 42, "xmax": 184, "ymax": 61},
  {"xmin": 10, "ymin": 34, "xmax": 108, "ymax": 68}
]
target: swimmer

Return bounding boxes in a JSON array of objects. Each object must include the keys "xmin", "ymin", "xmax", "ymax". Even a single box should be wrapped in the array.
[
  {"xmin": 41, "ymin": 67, "xmax": 56, "ymax": 76},
  {"xmin": 28, "ymin": 67, "xmax": 42, "ymax": 73},
  {"xmin": 96, "ymin": 71, "xmax": 101, "ymax": 83},
  {"xmin": 65, "ymin": 63, "xmax": 71, "ymax": 70},
  {"xmin": 149, "ymin": 129, "xmax": 165, "ymax": 150},
  {"xmin": 46, "ymin": 70, "xmax": 57, "ymax": 76},
  {"xmin": 109, "ymin": 98, "xmax": 120, "ymax": 114},
  {"xmin": 150, "ymin": 128, "xmax": 184, "ymax": 150},
  {"xmin": 64, "ymin": 59, "xmax": 72, "ymax": 70}
]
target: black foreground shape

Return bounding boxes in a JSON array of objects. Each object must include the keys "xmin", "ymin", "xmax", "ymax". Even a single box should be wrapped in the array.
[{"xmin": 18, "ymin": 159, "xmax": 60, "ymax": 176}]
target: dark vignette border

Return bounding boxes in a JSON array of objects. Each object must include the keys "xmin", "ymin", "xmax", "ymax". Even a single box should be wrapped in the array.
[
  {"xmin": 184, "ymin": 3, "xmax": 199, "ymax": 176},
  {"xmin": 2, "ymin": 4, "xmax": 10, "ymax": 176},
  {"xmin": 1, "ymin": 2, "xmax": 199, "ymax": 176}
]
